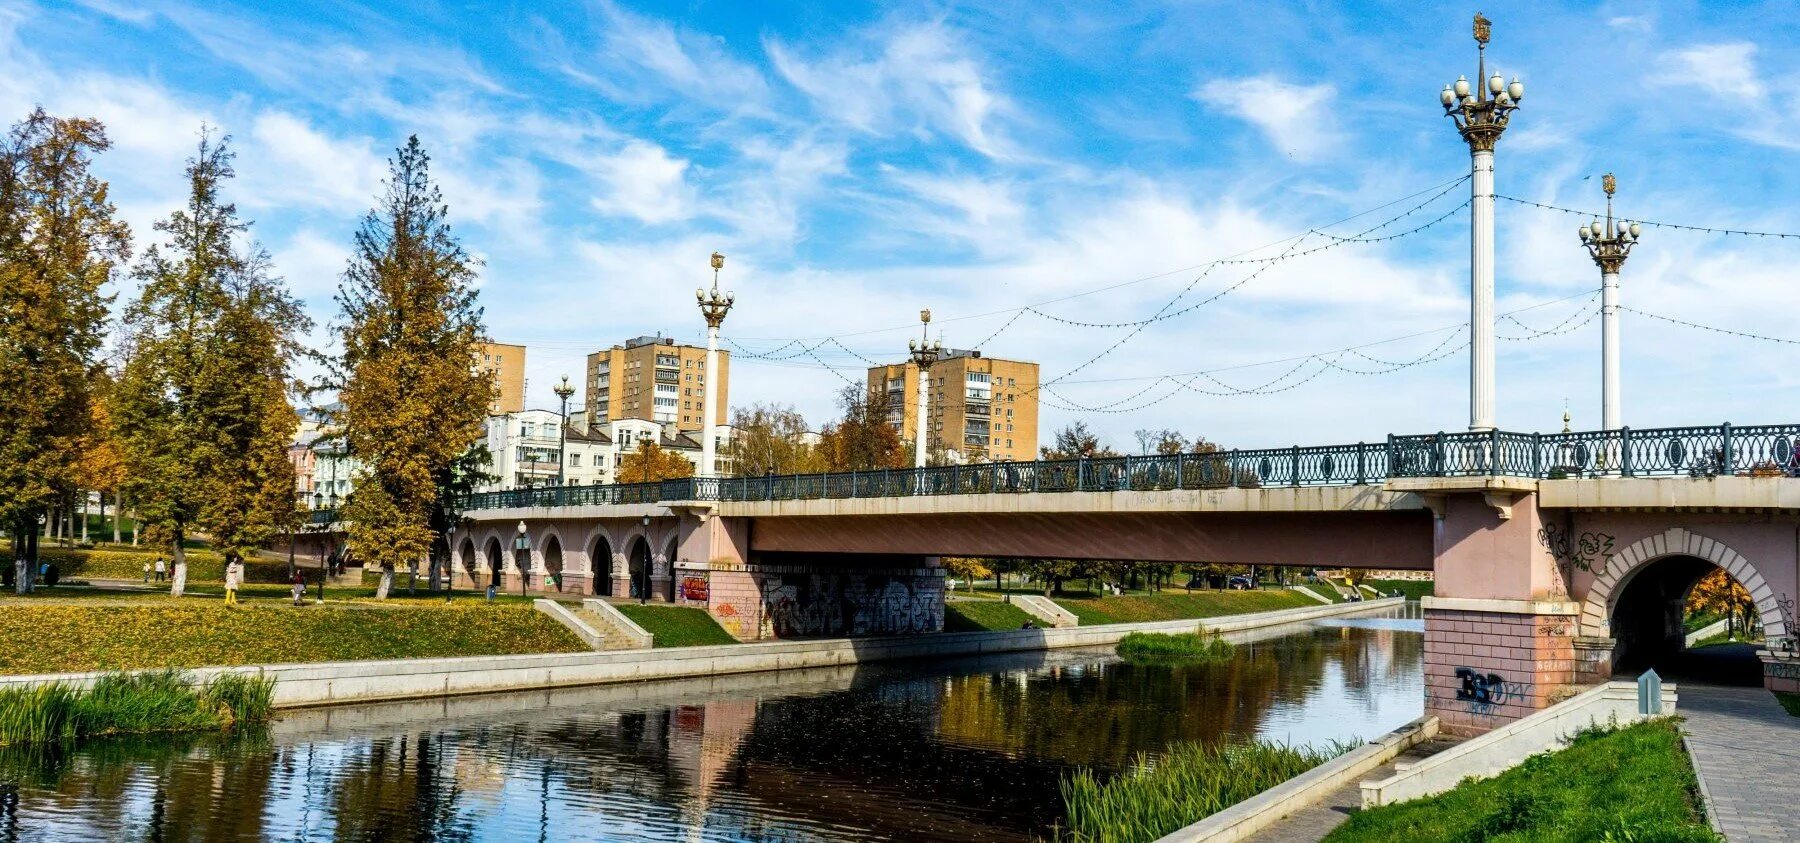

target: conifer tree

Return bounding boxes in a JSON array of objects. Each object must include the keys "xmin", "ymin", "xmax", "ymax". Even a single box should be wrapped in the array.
[
  {"xmin": 334, "ymin": 137, "xmax": 492, "ymax": 599},
  {"xmin": 116, "ymin": 131, "xmax": 306, "ymax": 596},
  {"xmin": 0, "ymin": 109, "xmax": 130, "ymax": 593}
]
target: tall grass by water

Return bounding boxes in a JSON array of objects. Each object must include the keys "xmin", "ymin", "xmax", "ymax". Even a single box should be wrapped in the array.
[
  {"xmin": 0, "ymin": 670, "xmax": 273, "ymax": 745},
  {"xmin": 1060, "ymin": 738, "xmax": 1353, "ymax": 842},
  {"xmin": 1115, "ymin": 631, "xmax": 1234, "ymax": 665}
]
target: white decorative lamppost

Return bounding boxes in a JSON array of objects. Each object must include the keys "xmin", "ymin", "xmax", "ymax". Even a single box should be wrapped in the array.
[
  {"xmin": 1441, "ymin": 12, "xmax": 1523, "ymax": 431},
  {"xmin": 695, "ymin": 252, "xmax": 734, "ymax": 478},
  {"xmin": 907, "ymin": 309, "xmax": 943, "ymax": 470},
  {"xmin": 1579, "ymin": 173, "xmax": 1640, "ymax": 432}
]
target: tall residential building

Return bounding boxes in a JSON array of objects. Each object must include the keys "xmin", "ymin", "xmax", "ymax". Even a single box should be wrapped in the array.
[
  {"xmin": 866, "ymin": 350, "xmax": 1039, "ymax": 463},
  {"xmin": 584, "ymin": 335, "xmax": 729, "ymax": 434},
  {"xmin": 478, "ymin": 341, "xmax": 526, "ymax": 415}
]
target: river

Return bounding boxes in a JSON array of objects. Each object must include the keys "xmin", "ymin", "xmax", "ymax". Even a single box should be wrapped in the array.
[{"xmin": 0, "ymin": 609, "xmax": 1421, "ymax": 841}]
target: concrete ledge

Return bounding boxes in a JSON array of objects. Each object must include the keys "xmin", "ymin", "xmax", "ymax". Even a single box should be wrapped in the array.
[
  {"xmin": 1684, "ymin": 618, "xmax": 1730, "ymax": 648},
  {"xmin": 533, "ymin": 599, "xmax": 605, "ymax": 650},
  {"xmin": 1361, "ymin": 680, "xmax": 1678, "ymax": 807},
  {"xmin": 0, "ymin": 597, "xmax": 1403, "ymax": 709},
  {"xmin": 1154, "ymin": 715, "xmax": 1438, "ymax": 843},
  {"xmin": 1009, "ymin": 594, "xmax": 1078, "ymax": 628},
  {"xmin": 1292, "ymin": 586, "xmax": 1334, "ymax": 605},
  {"xmin": 581, "ymin": 599, "xmax": 654, "ymax": 650},
  {"xmin": 1420, "ymin": 596, "xmax": 1580, "ymax": 616}
]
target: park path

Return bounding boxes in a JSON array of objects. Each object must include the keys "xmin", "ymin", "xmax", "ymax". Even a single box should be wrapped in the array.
[
  {"xmin": 1244, "ymin": 738, "xmax": 1457, "ymax": 843},
  {"xmin": 1680, "ymin": 682, "xmax": 1800, "ymax": 843}
]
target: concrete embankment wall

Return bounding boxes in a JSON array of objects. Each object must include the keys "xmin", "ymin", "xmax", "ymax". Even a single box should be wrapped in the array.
[{"xmin": 0, "ymin": 597, "xmax": 1402, "ymax": 709}]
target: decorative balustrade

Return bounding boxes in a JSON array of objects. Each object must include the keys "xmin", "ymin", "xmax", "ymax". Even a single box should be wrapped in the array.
[{"xmin": 359, "ymin": 422, "xmax": 1796, "ymax": 514}]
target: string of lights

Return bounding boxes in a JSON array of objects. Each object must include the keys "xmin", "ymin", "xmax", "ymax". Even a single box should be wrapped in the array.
[
  {"xmin": 1498, "ymin": 308, "xmax": 1597, "ymax": 341},
  {"xmin": 1622, "ymin": 306, "xmax": 1800, "ymax": 346},
  {"xmin": 1495, "ymin": 292, "xmax": 1600, "ymax": 340},
  {"xmin": 1495, "ymin": 194, "xmax": 1800, "ymax": 240}
]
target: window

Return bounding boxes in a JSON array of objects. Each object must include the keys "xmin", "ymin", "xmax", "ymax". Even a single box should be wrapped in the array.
[
  {"xmin": 570, "ymin": 454, "xmax": 581, "ymax": 467},
  {"xmin": 521, "ymin": 422, "xmax": 535, "ymax": 437}
]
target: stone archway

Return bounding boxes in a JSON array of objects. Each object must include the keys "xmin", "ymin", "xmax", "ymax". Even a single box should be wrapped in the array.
[
  {"xmin": 483, "ymin": 537, "xmax": 504, "ymax": 589},
  {"xmin": 1581, "ymin": 527, "xmax": 1784, "ymax": 642},
  {"xmin": 627, "ymin": 535, "xmax": 652, "ymax": 599},
  {"xmin": 590, "ymin": 534, "xmax": 615, "ymax": 596},
  {"xmin": 543, "ymin": 534, "xmax": 564, "ymax": 591},
  {"xmin": 457, "ymin": 537, "xmax": 476, "ymax": 586}
]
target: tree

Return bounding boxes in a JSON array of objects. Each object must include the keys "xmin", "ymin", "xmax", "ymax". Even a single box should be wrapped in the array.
[
  {"xmin": 427, "ymin": 443, "xmax": 495, "ymax": 591},
  {"xmin": 728, "ymin": 403, "xmax": 827, "ymax": 476},
  {"xmin": 72, "ymin": 372, "xmax": 126, "ymax": 543},
  {"xmin": 116, "ymin": 131, "xmax": 305, "ymax": 596},
  {"xmin": 334, "ymin": 136, "xmax": 493, "ymax": 600},
  {"xmin": 818, "ymin": 385, "xmax": 904, "ymax": 471},
  {"xmin": 0, "ymin": 110, "xmax": 129, "ymax": 592},
  {"xmin": 618, "ymin": 439, "xmax": 697, "ymax": 483},
  {"xmin": 1688, "ymin": 568, "xmax": 1754, "ymax": 641},
  {"xmin": 1041, "ymin": 421, "xmax": 1118, "ymax": 460},
  {"xmin": 942, "ymin": 557, "xmax": 992, "ymax": 589}
]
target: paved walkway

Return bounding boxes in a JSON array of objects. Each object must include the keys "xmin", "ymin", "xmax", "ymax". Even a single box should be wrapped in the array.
[
  {"xmin": 1680, "ymin": 682, "xmax": 1800, "ymax": 843},
  {"xmin": 1246, "ymin": 739, "xmax": 1458, "ymax": 842}
]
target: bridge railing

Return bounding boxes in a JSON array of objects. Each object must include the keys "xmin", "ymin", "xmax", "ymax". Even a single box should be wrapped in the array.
[{"xmin": 436, "ymin": 422, "xmax": 1799, "ymax": 511}]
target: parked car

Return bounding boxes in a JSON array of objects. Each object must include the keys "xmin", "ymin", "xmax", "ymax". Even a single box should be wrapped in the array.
[{"xmin": 1227, "ymin": 575, "xmax": 1254, "ymax": 590}]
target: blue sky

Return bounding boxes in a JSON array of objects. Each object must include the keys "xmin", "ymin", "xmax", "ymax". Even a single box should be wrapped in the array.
[{"xmin": 9, "ymin": 0, "xmax": 1799, "ymax": 450}]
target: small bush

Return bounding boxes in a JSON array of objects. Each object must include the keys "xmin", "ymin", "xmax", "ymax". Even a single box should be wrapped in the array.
[{"xmin": 1116, "ymin": 632, "xmax": 1234, "ymax": 665}]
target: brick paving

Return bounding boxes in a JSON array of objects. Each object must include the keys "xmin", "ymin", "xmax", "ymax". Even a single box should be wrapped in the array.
[{"xmin": 1679, "ymin": 682, "xmax": 1800, "ymax": 843}]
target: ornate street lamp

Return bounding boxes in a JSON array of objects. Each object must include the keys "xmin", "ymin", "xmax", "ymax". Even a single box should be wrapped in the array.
[
  {"xmin": 907, "ymin": 309, "xmax": 943, "ymax": 470},
  {"xmin": 553, "ymin": 374, "xmax": 576, "ymax": 489},
  {"xmin": 1578, "ymin": 174, "xmax": 1640, "ymax": 432},
  {"xmin": 696, "ymin": 252, "xmax": 735, "ymax": 479},
  {"xmin": 1440, "ymin": 12, "xmax": 1523, "ymax": 432}
]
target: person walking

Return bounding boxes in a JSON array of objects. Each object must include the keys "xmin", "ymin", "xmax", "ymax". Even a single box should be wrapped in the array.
[
  {"xmin": 290, "ymin": 568, "xmax": 306, "ymax": 606},
  {"xmin": 143, "ymin": 560, "xmax": 151, "ymax": 583},
  {"xmin": 223, "ymin": 557, "xmax": 242, "ymax": 606},
  {"xmin": 153, "ymin": 556, "xmax": 166, "ymax": 582}
]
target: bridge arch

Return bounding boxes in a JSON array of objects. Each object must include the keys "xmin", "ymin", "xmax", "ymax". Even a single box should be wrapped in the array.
[
  {"xmin": 626, "ymin": 534, "xmax": 652, "ymax": 599},
  {"xmin": 482, "ymin": 536, "xmax": 505, "ymax": 588},
  {"xmin": 1581, "ymin": 527, "xmax": 1784, "ymax": 643},
  {"xmin": 589, "ymin": 532, "xmax": 615, "ymax": 595},
  {"xmin": 541, "ymin": 532, "xmax": 564, "ymax": 589},
  {"xmin": 456, "ymin": 536, "xmax": 476, "ymax": 584}
]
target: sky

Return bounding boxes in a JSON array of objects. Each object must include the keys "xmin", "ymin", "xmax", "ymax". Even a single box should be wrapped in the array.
[{"xmin": 8, "ymin": 0, "xmax": 1800, "ymax": 452}]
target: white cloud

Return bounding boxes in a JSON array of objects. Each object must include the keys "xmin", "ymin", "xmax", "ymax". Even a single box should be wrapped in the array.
[
  {"xmin": 1193, "ymin": 75, "xmax": 1339, "ymax": 161},
  {"xmin": 1660, "ymin": 42, "xmax": 1759, "ymax": 101},
  {"xmin": 767, "ymin": 21, "xmax": 1014, "ymax": 158},
  {"xmin": 588, "ymin": 141, "xmax": 694, "ymax": 224},
  {"xmin": 578, "ymin": 0, "xmax": 770, "ymax": 110},
  {"xmin": 241, "ymin": 112, "xmax": 386, "ymax": 213}
]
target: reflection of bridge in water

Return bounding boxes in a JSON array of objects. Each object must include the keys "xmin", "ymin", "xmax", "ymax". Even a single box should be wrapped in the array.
[{"xmin": 422, "ymin": 421, "xmax": 1800, "ymax": 736}]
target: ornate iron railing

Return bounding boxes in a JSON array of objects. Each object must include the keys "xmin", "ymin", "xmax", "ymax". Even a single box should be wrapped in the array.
[{"xmin": 431, "ymin": 422, "xmax": 1799, "ymax": 511}]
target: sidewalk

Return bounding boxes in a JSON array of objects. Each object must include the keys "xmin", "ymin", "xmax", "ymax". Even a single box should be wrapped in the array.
[
  {"xmin": 1245, "ymin": 738, "xmax": 1458, "ymax": 843},
  {"xmin": 1680, "ymin": 682, "xmax": 1800, "ymax": 843}
]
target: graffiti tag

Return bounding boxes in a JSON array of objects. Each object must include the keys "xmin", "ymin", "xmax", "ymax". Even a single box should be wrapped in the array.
[
  {"xmin": 1537, "ymin": 522, "xmax": 1615, "ymax": 573},
  {"xmin": 1455, "ymin": 667, "xmax": 1529, "ymax": 716}
]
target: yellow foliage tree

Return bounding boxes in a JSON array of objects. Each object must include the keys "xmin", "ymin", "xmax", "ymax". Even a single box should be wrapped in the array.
[{"xmin": 618, "ymin": 440, "xmax": 696, "ymax": 484}]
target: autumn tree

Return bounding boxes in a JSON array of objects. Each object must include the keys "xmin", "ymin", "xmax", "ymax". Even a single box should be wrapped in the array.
[
  {"xmin": 0, "ymin": 109, "xmax": 130, "ymax": 592},
  {"xmin": 73, "ymin": 372, "xmax": 127, "ymax": 543},
  {"xmin": 116, "ymin": 131, "xmax": 305, "ymax": 596},
  {"xmin": 618, "ymin": 440, "xmax": 698, "ymax": 484},
  {"xmin": 1688, "ymin": 568, "xmax": 1756, "ymax": 641},
  {"xmin": 333, "ymin": 136, "xmax": 493, "ymax": 599},
  {"xmin": 818, "ymin": 385, "xmax": 904, "ymax": 471},
  {"xmin": 1040, "ymin": 421, "xmax": 1118, "ymax": 460},
  {"xmin": 728, "ymin": 402, "xmax": 828, "ymax": 476}
]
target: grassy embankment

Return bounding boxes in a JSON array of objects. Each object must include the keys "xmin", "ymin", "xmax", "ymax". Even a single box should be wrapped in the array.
[
  {"xmin": 0, "ymin": 604, "xmax": 587, "ymax": 675},
  {"xmin": 614, "ymin": 604, "xmax": 738, "ymax": 647},
  {"xmin": 1060, "ymin": 739, "xmax": 1353, "ymax": 842},
  {"xmin": 944, "ymin": 599, "xmax": 1037, "ymax": 631},
  {"xmin": 1114, "ymin": 632, "xmax": 1233, "ymax": 665},
  {"xmin": 1325, "ymin": 719, "xmax": 1714, "ymax": 842},
  {"xmin": 0, "ymin": 670, "xmax": 272, "ymax": 746},
  {"xmin": 1051, "ymin": 589, "xmax": 1321, "ymax": 625},
  {"xmin": 1368, "ymin": 579, "xmax": 1433, "ymax": 600},
  {"xmin": 1777, "ymin": 693, "xmax": 1800, "ymax": 718}
]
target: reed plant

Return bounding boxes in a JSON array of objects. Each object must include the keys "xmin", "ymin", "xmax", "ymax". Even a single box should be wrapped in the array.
[
  {"xmin": 1115, "ymin": 631, "xmax": 1234, "ymax": 665},
  {"xmin": 1059, "ymin": 738, "xmax": 1354, "ymax": 842},
  {"xmin": 0, "ymin": 670, "xmax": 274, "ymax": 745}
]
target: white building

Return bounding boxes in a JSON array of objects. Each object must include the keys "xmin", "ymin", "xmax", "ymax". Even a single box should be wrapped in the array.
[{"xmin": 480, "ymin": 410, "xmax": 725, "ymax": 491}]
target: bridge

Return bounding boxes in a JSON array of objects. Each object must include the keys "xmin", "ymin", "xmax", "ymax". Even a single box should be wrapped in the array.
[{"xmin": 428, "ymin": 420, "xmax": 1800, "ymax": 736}]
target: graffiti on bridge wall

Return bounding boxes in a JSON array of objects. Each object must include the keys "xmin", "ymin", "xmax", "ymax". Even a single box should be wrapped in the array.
[
  {"xmin": 1454, "ymin": 667, "xmax": 1529, "ymax": 716},
  {"xmin": 1537, "ymin": 522, "xmax": 1615, "ymax": 573},
  {"xmin": 759, "ymin": 571, "xmax": 943, "ymax": 638}
]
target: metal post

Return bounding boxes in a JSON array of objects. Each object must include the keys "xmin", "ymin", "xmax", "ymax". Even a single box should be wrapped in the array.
[
  {"xmin": 1488, "ymin": 428, "xmax": 1500, "ymax": 476},
  {"xmin": 1721, "ymin": 422, "xmax": 1734, "ymax": 475},
  {"xmin": 1532, "ymin": 432, "xmax": 1543, "ymax": 478},
  {"xmin": 1356, "ymin": 442, "xmax": 1367, "ymax": 485},
  {"xmin": 697, "ymin": 253, "xmax": 733, "ymax": 479},
  {"xmin": 1077, "ymin": 456, "xmax": 1088, "ymax": 491},
  {"xmin": 1620, "ymin": 427, "xmax": 1633, "ymax": 477},
  {"xmin": 1290, "ymin": 446, "xmax": 1301, "ymax": 487}
]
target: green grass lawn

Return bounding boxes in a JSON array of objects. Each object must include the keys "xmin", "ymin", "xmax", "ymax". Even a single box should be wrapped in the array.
[
  {"xmin": 1051, "ymin": 588, "xmax": 1320, "ymax": 625},
  {"xmin": 1777, "ymin": 692, "xmax": 1800, "ymax": 718},
  {"xmin": 0, "ymin": 603, "xmax": 588, "ymax": 675},
  {"xmin": 944, "ymin": 599, "xmax": 1036, "ymax": 631},
  {"xmin": 1325, "ymin": 719, "xmax": 1714, "ymax": 842},
  {"xmin": 1368, "ymin": 579, "xmax": 1433, "ymax": 600},
  {"xmin": 614, "ymin": 604, "xmax": 738, "ymax": 647}
]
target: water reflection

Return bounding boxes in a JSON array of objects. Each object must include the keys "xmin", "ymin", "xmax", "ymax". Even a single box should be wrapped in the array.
[{"xmin": 3, "ymin": 613, "xmax": 1421, "ymax": 842}]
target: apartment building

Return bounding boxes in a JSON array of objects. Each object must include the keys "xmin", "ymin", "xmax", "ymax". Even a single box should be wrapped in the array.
[
  {"xmin": 478, "ymin": 341, "xmax": 526, "ymax": 415},
  {"xmin": 480, "ymin": 410, "xmax": 706, "ymax": 490},
  {"xmin": 866, "ymin": 350, "xmax": 1039, "ymax": 463},
  {"xmin": 584, "ymin": 335, "xmax": 729, "ymax": 435}
]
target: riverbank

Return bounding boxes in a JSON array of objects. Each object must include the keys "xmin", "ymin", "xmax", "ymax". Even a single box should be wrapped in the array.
[
  {"xmin": 0, "ymin": 598, "xmax": 1406, "ymax": 709},
  {"xmin": 0, "ymin": 604, "xmax": 588, "ymax": 674}
]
